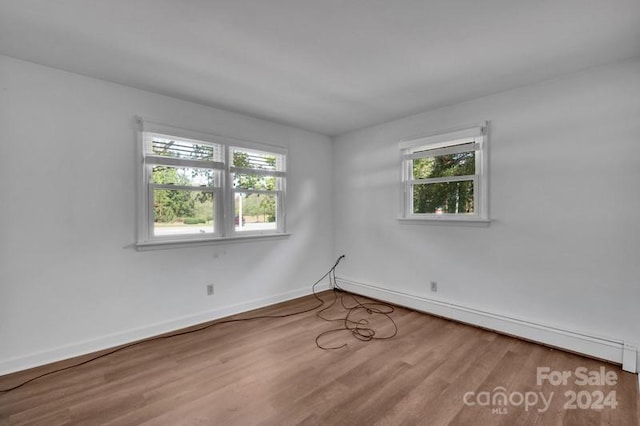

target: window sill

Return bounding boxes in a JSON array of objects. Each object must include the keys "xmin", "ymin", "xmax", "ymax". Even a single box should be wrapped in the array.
[
  {"xmin": 136, "ymin": 233, "xmax": 291, "ymax": 251},
  {"xmin": 397, "ymin": 217, "xmax": 491, "ymax": 227}
]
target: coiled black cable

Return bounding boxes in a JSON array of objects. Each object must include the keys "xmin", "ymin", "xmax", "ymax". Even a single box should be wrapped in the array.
[{"xmin": 313, "ymin": 260, "xmax": 398, "ymax": 350}]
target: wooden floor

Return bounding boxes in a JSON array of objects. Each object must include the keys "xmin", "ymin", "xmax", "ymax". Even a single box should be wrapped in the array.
[{"xmin": 1, "ymin": 291, "xmax": 638, "ymax": 425}]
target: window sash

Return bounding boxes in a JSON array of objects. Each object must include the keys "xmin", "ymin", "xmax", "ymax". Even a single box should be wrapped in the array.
[
  {"xmin": 150, "ymin": 183, "xmax": 219, "ymax": 192},
  {"xmin": 233, "ymin": 189, "xmax": 281, "ymax": 195},
  {"xmin": 145, "ymin": 155, "xmax": 225, "ymax": 170},
  {"xmin": 231, "ymin": 190, "xmax": 285, "ymax": 234},
  {"xmin": 229, "ymin": 166, "xmax": 286, "ymax": 177},
  {"xmin": 409, "ymin": 174, "xmax": 477, "ymax": 185},
  {"xmin": 405, "ymin": 175, "xmax": 480, "ymax": 217},
  {"xmin": 148, "ymin": 187, "xmax": 221, "ymax": 239},
  {"xmin": 408, "ymin": 176, "xmax": 478, "ymax": 216}
]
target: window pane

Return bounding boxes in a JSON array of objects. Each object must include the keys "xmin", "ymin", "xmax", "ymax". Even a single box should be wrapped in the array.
[
  {"xmin": 234, "ymin": 192, "xmax": 277, "ymax": 232},
  {"xmin": 153, "ymin": 189, "xmax": 215, "ymax": 236},
  {"xmin": 233, "ymin": 173, "xmax": 277, "ymax": 190},
  {"xmin": 232, "ymin": 148, "xmax": 283, "ymax": 171},
  {"xmin": 152, "ymin": 166, "xmax": 218, "ymax": 187},
  {"xmin": 149, "ymin": 136, "xmax": 222, "ymax": 162},
  {"xmin": 413, "ymin": 151, "xmax": 475, "ymax": 179},
  {"xmin": 413, "ymin": 181, "xmax": 474, "ymax": 214}
]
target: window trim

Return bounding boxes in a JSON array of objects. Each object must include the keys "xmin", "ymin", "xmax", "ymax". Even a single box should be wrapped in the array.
[
  {"xmin": 136, "ymin": 117, "xmax": 289, "ymax": 249},
  {"xmin": 226, "ymin": 145, "xmax": 287, "ymax": 237},
  {"xmin": 398, "ymin": 122, "xmax": 490, "ymax": 224}
]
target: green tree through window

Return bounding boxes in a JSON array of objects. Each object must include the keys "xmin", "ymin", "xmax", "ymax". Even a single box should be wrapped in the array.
[
  {"xmin": 233, "ymin": 151, "xmax": 277, "ymax": 222},
  {"xmin": 151, "ymin": 140, "xmax": 216, "ymax": 224},
  {"xmin": 138, "ymin": 120, "xmax": 288, "ymax": 244},
  {"xmin": 399, "ymin": 123, "xmax": 488, "ymax": 222},
  {"xmin": 413, "ymin": 151, "xmax": 475, "ymax": 214}
]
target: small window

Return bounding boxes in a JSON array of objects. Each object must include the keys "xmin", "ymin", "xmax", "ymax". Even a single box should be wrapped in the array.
[
  {"xmin": 399, "ymin": 123, "xmax": 489, "ymax": 223},
  {"xmin": 137, "ymin": 118, "xmax": 287, "ymax": 247}
]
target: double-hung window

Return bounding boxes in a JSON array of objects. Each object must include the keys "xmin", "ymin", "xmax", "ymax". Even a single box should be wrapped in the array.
[
  {"xmin": 230, "ymin": 146, "xmax": 286, "ymax": 234},
  {"xmin": 137, "ymin": 118, "xmax": 287, "ymax": 248},
  {"xmin": 399, "ymin": 122, "xmax": 489, "ymax": 223}
]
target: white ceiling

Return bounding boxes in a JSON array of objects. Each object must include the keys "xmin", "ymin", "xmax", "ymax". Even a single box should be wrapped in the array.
[{"xmin": 1, "ymin": 1, "xmax": 639, "ymax": 136}]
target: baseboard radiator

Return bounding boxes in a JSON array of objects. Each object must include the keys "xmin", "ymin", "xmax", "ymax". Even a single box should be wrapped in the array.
[{"xmin": 336, "ymin": 277, "xmax": 638, "ymax": 374}]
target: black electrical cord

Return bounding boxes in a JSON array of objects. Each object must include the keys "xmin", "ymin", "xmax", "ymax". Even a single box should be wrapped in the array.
[
  {"xmin": 313, "ymin": 265, "xmax": 398, "ymax": 350},
  {"xmin": 0, "ymin": 255, "xmax": 397, "ymax": 393}
]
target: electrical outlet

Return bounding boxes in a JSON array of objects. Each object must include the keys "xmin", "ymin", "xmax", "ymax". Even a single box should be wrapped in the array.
[
  {"xmin": 430, "ymin": 281, "xmax": 438, "ymax": 292},
  {"xmin": 207, "ymin": 284, "xmax": 214, "ymax": 296}
]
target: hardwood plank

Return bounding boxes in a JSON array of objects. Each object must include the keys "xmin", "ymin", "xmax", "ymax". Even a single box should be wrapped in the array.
[{"xmin": 0, "ymin": 291, "xmax": 637, "ymax": 425}]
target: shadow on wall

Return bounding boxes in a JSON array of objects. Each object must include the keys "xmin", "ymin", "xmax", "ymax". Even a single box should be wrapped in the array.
[{"xmin": 239, "ymin": 178, "xmax": 327, "ymax": 295}]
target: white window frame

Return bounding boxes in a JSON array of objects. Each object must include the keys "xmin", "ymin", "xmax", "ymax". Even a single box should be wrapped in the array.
[
  {"xmin": 227, "ymin": 143, "xmax": 287, "ymax": 237},
  {"xmin": 136, "ymin": 118, "xmax": 288, "ymax": 249},
  {"xmin": 398, "ymin": 122, "xmax": 490, "ymax": 224}
]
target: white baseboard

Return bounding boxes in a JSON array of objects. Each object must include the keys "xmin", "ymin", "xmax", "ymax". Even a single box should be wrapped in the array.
[
  {"xmin": 0, "ymin": 284, "xmax": 327, "ymax": 376},
  {"xmin": 336, "ymin": 277, "xmax": 638, "ymax": 374}
]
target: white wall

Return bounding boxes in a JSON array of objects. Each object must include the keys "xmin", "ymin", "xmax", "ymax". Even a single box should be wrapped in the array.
[
  {"xmin": 0, "ymin": 55, "xmax": 333, "ymax": 374},
  {"xmin": 2, "ymin": 53, "xmax": 638, "ymax": 375},
  {"xmin": 333, "ymin": 58, "xmax": 640, "ymax": 362}
]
